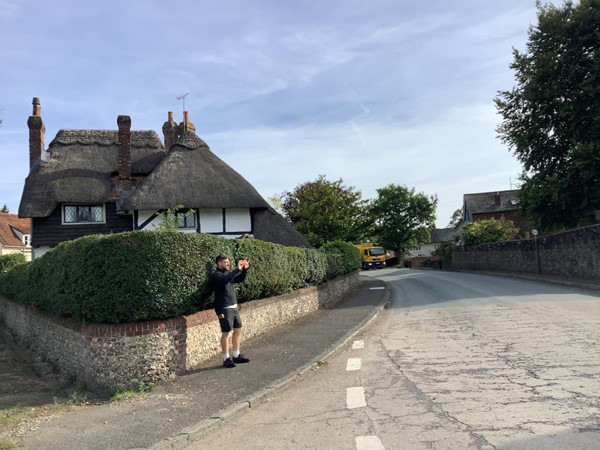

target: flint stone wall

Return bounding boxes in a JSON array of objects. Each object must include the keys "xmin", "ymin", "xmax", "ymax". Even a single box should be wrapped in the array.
[
  {"xmin": 451, "ymin": 224, "xmax": 600, "ymax": 279},
  {"xmin": 0, "ymin": 271, "xmax": 359, "ymax": 391}
]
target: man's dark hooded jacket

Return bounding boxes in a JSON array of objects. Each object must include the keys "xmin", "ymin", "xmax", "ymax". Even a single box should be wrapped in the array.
[{"xmin": 211, "ymin": 267, "xmax": 247, "ymax": 310}]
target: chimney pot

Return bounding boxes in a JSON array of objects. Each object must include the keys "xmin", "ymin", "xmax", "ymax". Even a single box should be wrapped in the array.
[
  {"xmin": 168, "ymin": 111, "xmax": 173, "ymax": 122},
  {"xmin": 27, "ymin": 97, "xmax": 45, "ymax": 168},
  {"xmin": 32, "ymin": 97, "xmax": 41, "ymax": 116}
]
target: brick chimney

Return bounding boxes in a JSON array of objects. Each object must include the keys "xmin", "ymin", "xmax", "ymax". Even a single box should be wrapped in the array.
[
  {"xmin": 117, "ymin": 115, "xmax": 132, "ymax": 192},
  {"xmin": 161, "ymin": 111, "xmax": 178, "ymax": 150},
  {"xmin": 27, "ymin": 97, "xmax": 45, "ymax": 168},
  {"xmin": 494, "ymin": 192, "xmax": 501, "ymax": 207},
  {"xmin": 177, "ymin": 111, "xmax": 196, "ymax": 135}
]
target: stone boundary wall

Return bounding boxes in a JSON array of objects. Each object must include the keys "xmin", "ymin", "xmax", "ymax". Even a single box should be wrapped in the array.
[
  {"xmin": 451, "ymin": 224, "xmax": 600, "ymax": 279},
  {"xmin": 0, "ymin": 271, "xmax": 359, "ymax": 391}
]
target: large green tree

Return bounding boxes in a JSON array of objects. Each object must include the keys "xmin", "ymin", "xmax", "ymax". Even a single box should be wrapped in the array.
[
  {"xmin": 370, "ymin": 184, "xmax": 437, "ymax": 256},
  {"xmin": 495, "ymin": 0, "xmax": 600, "ymax": 231},
  {"xmin": 282, "ymin": 175, "xmax": 371, "ymax": 247}
]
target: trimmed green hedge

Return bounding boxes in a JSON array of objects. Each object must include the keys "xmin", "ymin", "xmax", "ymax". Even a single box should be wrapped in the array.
[
  {"xmin": 0, "ymin": 232, "xmax": 358, "ymax": 323},
  {"xmin": 0, "ymin": 253, "xmax": 27, "ymax": 273},
  {"xmin": 320, "ymin": 241, "xmax": 362, "ymax": 279}
]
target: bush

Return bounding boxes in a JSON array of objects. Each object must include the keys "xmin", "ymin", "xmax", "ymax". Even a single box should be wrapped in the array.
[
  {"xmin": 0, "ymin": 233, "xmax": 359, "ymax": 324},
  {"xmin": 0, "ymin": 253, "xmax": 26, "ymax": 272},
  {"xmin": 433, "ymin": 241, "xmax": 456, "ymax": 260},
  {"xmin": 0, "ymin": 262, "xmax": 30, "ymax": 302},
  {"xmin": 320, "ymin": 241, "xmax": 361, "ymax": 279},
  {"xmin": 460, "ymin": 218, "xmax": 519, "ymax": 246}
]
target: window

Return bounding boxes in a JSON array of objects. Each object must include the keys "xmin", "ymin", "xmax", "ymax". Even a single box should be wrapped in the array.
[
  {"xmin": 23, "ymin": 235, "xmax": 31, "ymax": 247},
  {"xmin": 63, "ymin": 205, "xmax": 105, "ymax": 224},
  {"xmin": 177, "ymin": 210, "xmax": 196, "ymax": 229}
]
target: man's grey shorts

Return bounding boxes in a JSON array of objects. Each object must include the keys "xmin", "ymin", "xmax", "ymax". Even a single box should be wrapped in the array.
[{"xmin": 215, "ymin": 309, "xmax": 243, "ymax": 332}]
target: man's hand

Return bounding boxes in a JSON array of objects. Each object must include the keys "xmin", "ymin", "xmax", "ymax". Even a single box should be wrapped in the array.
[{"xmin": 238, "ymin": 259, "xmax": 249, "ymax": 270}]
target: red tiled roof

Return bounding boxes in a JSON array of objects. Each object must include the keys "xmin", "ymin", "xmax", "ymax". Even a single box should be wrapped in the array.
[{"xmin": 0, "ymin": 213, "xmax": 31, "ymax": 247}]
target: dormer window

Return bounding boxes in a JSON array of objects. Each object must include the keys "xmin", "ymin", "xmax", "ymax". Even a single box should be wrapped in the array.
[{"xmin": 63, "ymin": 205, "xmax": 105, "ymax": 224}]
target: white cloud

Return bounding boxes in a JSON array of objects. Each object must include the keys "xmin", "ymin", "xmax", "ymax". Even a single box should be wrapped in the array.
[
  {"xmin": 0, "ymin": 0, "xmax": 538, "ymax": 227},
  {"xmin": 204, "ymin": 101, "xmax": 522, "ymax": 227}
]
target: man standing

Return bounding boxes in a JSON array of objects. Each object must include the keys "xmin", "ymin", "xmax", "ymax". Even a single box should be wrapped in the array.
[{"xmin": 212, "ymin": 254, "xmax": 251, "ymax": 368}]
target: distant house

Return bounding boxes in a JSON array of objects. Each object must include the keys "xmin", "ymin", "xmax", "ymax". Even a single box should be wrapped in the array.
[
  {"xmin": 462, "ymin": 189, "xmax": 530, "ymax": 236},
  {"xmin": 0, "ymin": 213, "xmax": 32, "ymax": 261},
  {"xmin": 405, "ymin": 227, "xmax": 459, "ymax": 258},
  {"xmin": 19, "ymin": 98, "xmax": 310, "ymax": 259},
  {"xmin": 431, "ymin": 227, "xmax": 459, "ymax": 245}
]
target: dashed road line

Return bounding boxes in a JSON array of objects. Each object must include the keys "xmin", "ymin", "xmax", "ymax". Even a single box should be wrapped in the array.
[
  {"xmin": 355, "ymin": 435, "xmax": 385, "ymax": 450},
  {"xmin": 346, "ymin": 358, "xmax": 362, "ymax": 371},
  {"xmin": 346, "ymin": 387, "xmax": 367, "ymax": 409},
  {"xmin": 369, "ymin": 287, "xmax": 385, "ymax": 290},
  {"xmin": 352, "ymin": 340, "xmax": 365, "ymax": 349}
]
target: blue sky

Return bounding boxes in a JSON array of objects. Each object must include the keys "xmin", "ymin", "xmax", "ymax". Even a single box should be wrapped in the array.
[{"xmin": 0, "ymin": 0, "xmax": 539, "ymax": 227}]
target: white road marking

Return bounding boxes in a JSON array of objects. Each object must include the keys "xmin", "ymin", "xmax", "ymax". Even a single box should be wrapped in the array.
[
  {"xmin": 369, "ymin": 287, "xmax": 385, "ymax": 290},
  {"xmin": 352, "ymin": 340, "xmax": 365, "ymax": 349},
  {"xmin": 346, "ymin": 358, "xmax": 362, "ymax": 371},
  {"xmin": 346, "ymin": 387, "xmax": 367, "ymax": 409},
  {"xmin": 356, "ymin": 435, "xmax": 385, "ymax": 450}
]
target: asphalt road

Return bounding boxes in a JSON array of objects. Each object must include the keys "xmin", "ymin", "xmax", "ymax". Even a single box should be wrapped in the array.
[{"xmin": 191, "ymin": 268, "xmax": 600, "ymax": 450}]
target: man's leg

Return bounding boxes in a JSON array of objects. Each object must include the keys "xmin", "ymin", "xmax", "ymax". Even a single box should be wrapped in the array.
[
  {"xmin": 232, "ymin": 327, "xmax": 242, "ymax": 355},
  {"xmin": 221, "ymin": 331, "xmax": 231, "ymax": 359},
  {"xmin": 231, "ymin": 325, "xmax": 250, "ymax": 363}
]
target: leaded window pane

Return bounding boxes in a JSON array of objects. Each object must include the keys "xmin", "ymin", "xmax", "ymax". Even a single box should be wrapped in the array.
[
  {"xmin": 185, "ymin": 211, "xmax": 195, "ymax": 228},
  {"xmin": 63, "ymin": 205, "xmax": 104, "ymax": 223},
  {"xmin": 64, "ymin": 206, "xmax": 77, "ymax": 223},
  {"xmin": 91, "ymin": 206, "xmax": 103, "ymax": 222},
  {"xmin": 177, "ymin": 211, "xmax": 196, "ymax": 228}
]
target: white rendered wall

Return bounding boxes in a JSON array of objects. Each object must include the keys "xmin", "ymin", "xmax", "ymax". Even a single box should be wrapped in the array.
[
  {"xmin": 199, "ymin": 209, "xmax": 223, "ymax": 233},
  {"xmin": 137, "ymin": 211, "xmax": 165, "ymax": 231},
  {"xmin": 33, "ymin": 246, "xmax": 52, "ymax": 260},
  {"xmin": 225, "ymin": 209, "xmax": 251, "ymax": 233}
]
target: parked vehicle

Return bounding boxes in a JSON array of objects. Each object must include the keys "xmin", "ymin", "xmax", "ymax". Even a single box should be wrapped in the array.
[{"xmin": 354, "ymin": 242, "xmax": 386, "ymax": 270}]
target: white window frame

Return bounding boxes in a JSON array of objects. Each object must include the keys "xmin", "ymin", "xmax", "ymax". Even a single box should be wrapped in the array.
[{"xmin": 62, "ymin": 204, "xmax": 106, "ymax": 225}]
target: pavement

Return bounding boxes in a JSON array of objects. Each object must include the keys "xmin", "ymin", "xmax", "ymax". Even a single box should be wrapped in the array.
[{"xmin": 17, "ymin": 274, "xmax": 390, "ymax": 450}]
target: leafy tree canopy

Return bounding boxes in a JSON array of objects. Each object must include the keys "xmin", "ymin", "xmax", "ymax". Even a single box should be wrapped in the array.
[
  {"xmin": 282, "ymin": 175, "xmax": 371, "ymax": 248},
  {"xmin": 448, "ymin": 208, "xmax": 462, "ymax": 227},
  {"xmin": 0, "ymin": 204, "xmax": 9, "ymax": 213},
  {"xmin": 370, "ymin": 184, "xmax": 437, "ymax": 255},
  {"xmin": 495, "ymin": 0, "xmax": 600, "ymax": 230},
  {"xmin": 460, "ymin": 218, "xmax": 519, "ymax": 246}
]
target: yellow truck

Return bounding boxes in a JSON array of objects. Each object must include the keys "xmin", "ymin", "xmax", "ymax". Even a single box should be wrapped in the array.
[{"xmin": 354, "ymin": 243, "xmax": 386, "ymax": 270}]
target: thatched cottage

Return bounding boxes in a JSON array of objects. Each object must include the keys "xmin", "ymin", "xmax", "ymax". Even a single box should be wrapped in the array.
[{"xmin": 19, "ymin": 98, "xmax": 309, "ymax": 259}]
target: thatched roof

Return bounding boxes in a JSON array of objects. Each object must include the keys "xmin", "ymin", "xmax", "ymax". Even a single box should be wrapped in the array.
[
  {"xmin": 19, "ymin": 130, "xmax": 165, "ymax": 217},
  {"xmin": 253, "ymin": 208, "xmax": 311, "ymax": 248},
  {"xmin": 121, "ymin": 132, "xmax": 270, "ymax": 210}
]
